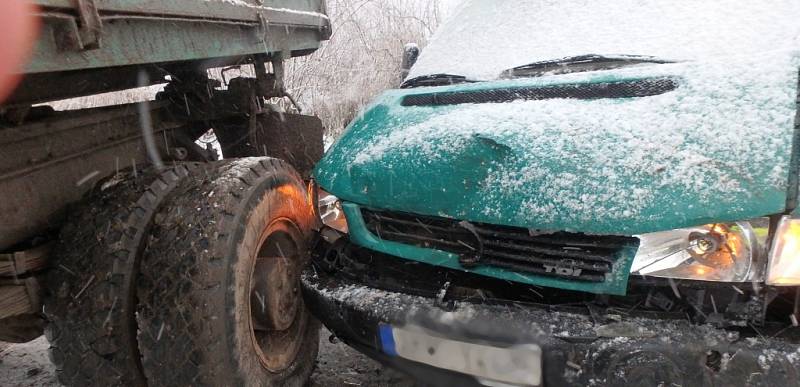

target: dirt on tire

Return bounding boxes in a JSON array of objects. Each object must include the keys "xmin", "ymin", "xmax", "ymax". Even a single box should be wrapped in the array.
[
  {"xmin": 136, "ymin": 157, "xmax": 320, "ymax": 387},
  {"xmin": 43, "ymin": 165, "xmax": 199, "ymax": 386}
]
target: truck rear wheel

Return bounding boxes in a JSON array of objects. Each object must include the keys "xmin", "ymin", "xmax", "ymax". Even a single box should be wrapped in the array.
[
  {"xmin": 136, "ymin": 157, "xmax": 320, "ymax": 386},
  {"xmin": 44, "ymin": 165, "xmax": 196, "ymax": 386}
]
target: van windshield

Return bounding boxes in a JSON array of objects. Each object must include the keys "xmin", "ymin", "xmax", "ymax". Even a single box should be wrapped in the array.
[{"xmin": 407, "ymin": 0, "xmax": 800, "ymax": 82}]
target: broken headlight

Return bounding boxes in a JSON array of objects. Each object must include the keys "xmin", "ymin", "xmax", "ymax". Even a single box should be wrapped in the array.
[
  {"xmin": 766, "ymin": 216, "xmax": 800, "ymax": 285},
  {"xmin": 317, "ymin": 189, "xmax": 348, "ymax": 233},
  {"xmin": 631, "ymin": 221, "xmax": 764, "ymax": 282}
]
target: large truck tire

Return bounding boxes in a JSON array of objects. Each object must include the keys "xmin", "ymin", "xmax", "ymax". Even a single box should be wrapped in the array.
[
  {"xmin": 44, "ymin": 165, "xmax": 197, "ymax": 386},
  {"xmin": 136, "ymin": 157, "xmax": 320, "ymax": 386}
]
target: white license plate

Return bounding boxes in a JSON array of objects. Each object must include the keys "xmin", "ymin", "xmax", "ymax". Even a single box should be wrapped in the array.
[{"xmin": 380, "ymin": 324, "xmax": 542, "ymax": 386}]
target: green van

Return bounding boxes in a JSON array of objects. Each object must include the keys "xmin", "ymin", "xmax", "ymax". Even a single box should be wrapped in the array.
[{"xmin": 304, "ymin": 1, "xmax": 800, "ymax": 385}]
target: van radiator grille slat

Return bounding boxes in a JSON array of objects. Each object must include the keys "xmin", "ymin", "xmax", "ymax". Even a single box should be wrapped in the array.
[{"xmin": 361, "ymin": 209, "xmax": 638, "ymax": 283}]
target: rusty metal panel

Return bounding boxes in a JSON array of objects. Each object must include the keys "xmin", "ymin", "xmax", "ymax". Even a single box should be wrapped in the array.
[
  {"xmin": 213, "ymin": 112, "xmax": 324, "ymax": 178},
  {"xmin": 0, "ymin": 103, "xmax": 180, "ymax": 251},
  {"xmin": 256, "ymin": 113, "xmax": 324, "ymax": 178}
]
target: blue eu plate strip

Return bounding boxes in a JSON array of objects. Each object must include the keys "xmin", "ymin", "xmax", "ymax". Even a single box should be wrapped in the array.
[{"xmin": 379, "ymin": 324, "xmax": 397, "ymax": 356}]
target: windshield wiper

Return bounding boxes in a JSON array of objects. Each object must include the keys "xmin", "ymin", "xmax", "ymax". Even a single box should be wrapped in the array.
[
  {"xmin": 401, "ymin": 73, "xmax": 477, "ymax": 89},
  {"xmin": 501, "ymin": 54, "xmax": 674, "ymax": 78}
]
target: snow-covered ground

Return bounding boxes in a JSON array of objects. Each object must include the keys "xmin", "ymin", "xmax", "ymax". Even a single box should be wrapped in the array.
[{"xmin": 0, "ymin": 328, "xmax": 415, "ymax": 387}]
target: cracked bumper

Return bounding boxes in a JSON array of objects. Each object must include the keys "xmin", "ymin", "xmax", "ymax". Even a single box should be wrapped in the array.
[{"xmin": 302, "ymin": 271, "xmax": 800, "ymax": 387}]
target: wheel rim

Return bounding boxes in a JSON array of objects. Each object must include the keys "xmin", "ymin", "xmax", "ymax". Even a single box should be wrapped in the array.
[{"xmin": 249, "ymin": 218, "xmax": 307, "ymax": 372}]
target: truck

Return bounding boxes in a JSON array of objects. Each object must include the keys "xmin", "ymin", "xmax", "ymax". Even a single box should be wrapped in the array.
[
  {"xmin": 0, "ymin": 1, "xmax": 329, "ymax": 385},
  {"xmin": 305, "ymin": 1, "xmax": 800, "ymax": 386}
]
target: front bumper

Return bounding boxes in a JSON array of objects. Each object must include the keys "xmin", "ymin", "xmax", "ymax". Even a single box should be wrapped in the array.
[{"xmin": 303, "ymin": 269, "xmax": 800, "ymax": 387}]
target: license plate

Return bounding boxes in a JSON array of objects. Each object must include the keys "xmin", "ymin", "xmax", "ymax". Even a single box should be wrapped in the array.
[{"xmin": 380, "ymin": 324, "xmax": 542, "ymax": 386}]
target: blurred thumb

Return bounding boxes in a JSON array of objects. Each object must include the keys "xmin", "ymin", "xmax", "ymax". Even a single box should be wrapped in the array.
[{"xmin": 0, "ymin": 1, "xmax": 40, "ymax": 104}]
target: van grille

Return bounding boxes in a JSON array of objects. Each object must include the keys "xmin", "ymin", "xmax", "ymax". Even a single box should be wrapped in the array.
[
  {"xmin": 400, "ymin": 78, "xmax": 678, "ymax": 107},
  {"xmin": 361, "ymin": 208, "xmax": 638, "ymax": 282}
]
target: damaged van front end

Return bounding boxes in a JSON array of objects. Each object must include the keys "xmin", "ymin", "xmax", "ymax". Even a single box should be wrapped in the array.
[{"xmin": 304, "ymin": 2, "xmax": 800, "ymax": 385}]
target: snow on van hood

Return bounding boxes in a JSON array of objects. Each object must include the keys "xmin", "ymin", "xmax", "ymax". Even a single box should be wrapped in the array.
[
  {"xmin": 315, "ymin": 51, "xmax": 800, "ymax": 235},
  {"xmin": 408, "ymin": 0, "xmax": 800, "ymax": 81}
]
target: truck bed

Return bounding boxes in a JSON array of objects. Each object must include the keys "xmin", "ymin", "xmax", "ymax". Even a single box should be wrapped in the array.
[{"xmin": 28, "ymin": 0, "xmax": 330, "ymax": 74}]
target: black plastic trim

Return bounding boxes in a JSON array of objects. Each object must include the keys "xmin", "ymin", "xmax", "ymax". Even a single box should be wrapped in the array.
[{"xmin": 400, "ymin": 77, "xmax": 678, "ymax": 107}]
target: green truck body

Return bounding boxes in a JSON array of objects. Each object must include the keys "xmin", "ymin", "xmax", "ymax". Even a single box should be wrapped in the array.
[{"xmin": 27, "ymin": 0, "xmax": 329, "ymax": 74}]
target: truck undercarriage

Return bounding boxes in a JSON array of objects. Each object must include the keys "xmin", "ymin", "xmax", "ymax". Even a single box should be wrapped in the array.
[{"xmin": 0, "ymin": 1, "xmax": 330, "ymax": 385}]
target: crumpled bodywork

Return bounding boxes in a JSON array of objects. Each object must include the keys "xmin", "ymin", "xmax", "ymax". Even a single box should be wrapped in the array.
[
  {"xmin": 303, "ymin": 261, "xmax": 800, "ymax": 387},
  {"xmin": 315, "ymin": 51, "xmax": 800, "ymax": 236},
  {"xmin": 304, "ymin": 235, "xmax": 800, "ymax": 386}
]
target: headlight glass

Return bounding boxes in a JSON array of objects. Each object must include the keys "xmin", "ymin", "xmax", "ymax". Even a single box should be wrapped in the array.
[
  {"xmin": 317, "ymin": 189, "xmax": 348, "ymax": 233},
  {"xmin": 631, "ymin": 221, "xmax": 764, "ymax": 282},
  {"xmin": 767, "ymin": 216, "xmax": 800, "ymax": 285}
]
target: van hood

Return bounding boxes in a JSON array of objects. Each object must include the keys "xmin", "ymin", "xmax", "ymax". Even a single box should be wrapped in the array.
[{"xmin": 315, "ymin": 52, "xmax": 800, "ymax": 235}]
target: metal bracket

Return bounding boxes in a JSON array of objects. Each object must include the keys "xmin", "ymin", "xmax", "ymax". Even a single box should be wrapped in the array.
[
  {"xmin": 75, "ymin": 0, "xmax": 103, "ymax": 49},
  {"xmin": 270, "ymin": 55, "xmax": 286, "ymax": 95},
  {"xmin": 48, "ymin": 0, "xmax": 102, "ymax": 51},
  {"xmin": 256, "ymin": 13, "xmax": 269, "ymax": 42},
  {"xmin": 251, "ymin": 55, "xmax": 286, "ymax": 100}
]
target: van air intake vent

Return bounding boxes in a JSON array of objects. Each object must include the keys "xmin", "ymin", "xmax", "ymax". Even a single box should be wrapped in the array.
[{"xmin": 400, "ymin": 77, "xmax": 678, "ymax": 107}]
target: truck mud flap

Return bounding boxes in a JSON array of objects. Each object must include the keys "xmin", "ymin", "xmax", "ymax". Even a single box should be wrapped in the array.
[{"xmin": 216, "ymin": 112, "xmax": 324, "ymax": 178}]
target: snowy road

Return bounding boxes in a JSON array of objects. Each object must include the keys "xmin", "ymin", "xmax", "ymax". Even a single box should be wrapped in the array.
[{"xmin": 0, "ymin": 328, "xmax": 415, "ymax": 387}]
